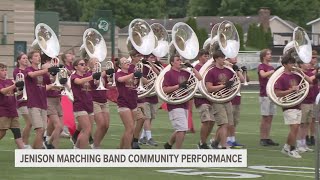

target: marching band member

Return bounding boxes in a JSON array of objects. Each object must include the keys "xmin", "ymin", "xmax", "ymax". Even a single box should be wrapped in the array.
[
  {"xmin": 139, "ymin": 54, "xmax": 160, "ymax": 146},
  {"xmin": 41, "ymin": 54, "xmax": 65, "ymax": 149},
  {"xmin": 163, "ymin": 55, "xmax": 202, "ymax": 149},
  {"xmin": 60, "ymin": 51, "xmax": 75, "ymax": 138},
  {"xmin": 88, "ymin": 58, "xmax": 114, "ymax": 149},
  {"xmin": 25, "ymin": 50, "xmax": 59, "ymax": 149},
  {"xmin": 0, "ymin": 63, "xmax": 25, "ymax": 149},
  {"xmin": 258, "ymin": 49, "xmax": 279, "ymax": 146},
  {"xmin": 275, "ymin": 56, "xmax": 303, "ymax": 158},
  {"xmin": 296, "ymin": 61, "xmax": 315, "ymax": 153},
  {"xmin": 71, "ymin": 59, "xmax": 100, "ymax": 149},
  {"xmin": 227, "ymin": 57, "xmax": 247, "ymax": 148},
  {"xmin": 13, "ymin": 53, "xmax": 32, "ymax": 148},
  {"xmin": 206, "ymin": 50, "xmax": 234, "ymax": 149},
  {"xmin": 115, "ymin": 57, "xmax": 143, "ymax": 149},
  {"xmin": 129, "ymin": 50, "xmax": 148, "ymax": 149},
  {"xmin": 306, "ymin": 50, "xmax": 318, "ymax": 146},
  {"xmin": 193, "ymin": 49, "xmax": 214, "ymax": 149}
]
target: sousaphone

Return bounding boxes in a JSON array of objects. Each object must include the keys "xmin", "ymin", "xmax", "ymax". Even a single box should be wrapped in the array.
[
  {"xmin": 266, "ymin": 27, "xmax": 311, "ymax": 108},
  {"xmin": 155, "ymin": 22, "xmax": 199, "ymax": 104}
]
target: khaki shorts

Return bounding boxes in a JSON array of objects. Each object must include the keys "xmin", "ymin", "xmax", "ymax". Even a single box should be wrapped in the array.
[
  {"xmin": 28, "ymin": 107, "xmax": 47, "ymax": 129},
  {"xmin": 283, "ymin": 109, "xmax": 301, "ymax": 125},
  {"xmin": 197, "ymin": 104, "xmax": 215, "ymax": 122},
  {"xmin": 135, "ymin": 103, "xmax": 147, "ymax": 121},
  {"xmin": 17, "ymin": 106, "xmax": 29, "ymax": 115},
  {"xmin": 168, "ymin": 108, "xmax": 188, "ymax": 132},
  {"xmin": 47, "ymin": 97, "xmax": 63, "ymax": 117},
  {"xmin": 0, "ymin": 117, "xmax": 20, "ymax": 129},
  {"xmin": 74, "ymin": 111, "xmax": 94, "ymax": 119},
  {"xmin": 93, "ymin": 101, "xmax": 109, "ymax": 114},
  {"xmin": 212, "ymin": 102, "xmax": 233, "ymax": 126},
  {"xmin": 144, "ymin": 102, "xmax": 157, "ymax": 120},
  {"xmin": 232, "ymin": 105, "xmax": 240, "ymax": 126},
  {"xmin": 301, "ymin": 104, "xmax": 314, "ymax": 124},
  {"xmin": 259, "ymin": 96, "xmax": 277, "ymax": 116}
]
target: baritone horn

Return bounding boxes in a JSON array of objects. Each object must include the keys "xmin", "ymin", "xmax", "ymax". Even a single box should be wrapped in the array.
[
  {"xmin": 15, "ymin": 73, "xmax": 27, "ymax": 101},
  {"xmin": 266, "ymin": 27, "xmax": 311, "ymax": 108},
  {"xmin": 198, "ymin": 21, "xmax": 241, "ymax": 103},
  {"xmin": 155, "ymin": 22, "xmax": 199, "ymax": 104}
]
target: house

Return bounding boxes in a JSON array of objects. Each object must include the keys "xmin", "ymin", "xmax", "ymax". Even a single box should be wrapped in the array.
[
  {"xmin": 306, "ymin": 18, "xmax": 320, "ymax": 46},
  {"xmin": 118, "ymin": 8, "xmax": 299, "ymax": 57}
]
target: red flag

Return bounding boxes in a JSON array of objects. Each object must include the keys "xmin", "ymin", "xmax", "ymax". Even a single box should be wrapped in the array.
[
  {"xmin": 187, "ymin": 100, "xmax": 195, "ymax": 133},
  {"xmin": 61, "ymin": 96, "xmax": 76, "ymax": 135},
  {"xmin": 106, "ymin": 88, "xmax": 118, "ymax": 103}
]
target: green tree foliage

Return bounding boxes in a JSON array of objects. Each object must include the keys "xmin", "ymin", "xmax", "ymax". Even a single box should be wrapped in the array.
[
  {"xmin": 185, "ymin": 17, "xmax": 208, "ymax": 49},
  {"xmin": 79, "ymin": 0, "xmax": 166, "ymax": 28},
  {"xmin": 166, "ymin": 0, "xmax": 189, "ymax": 18},
  {"xmin": 187, "ymin": 0, "xmax": 221, "ymax": 16},
  {"xmin": 35, "ymin": 0, "xmax": 81, "ymax": 21},
  {"xmin": 246, "ymin": 23, "xmax": 273, "ymax": 49},
  {"xmin": 234, "ymin": 24, "xmax": 244, "ymax": 51}
]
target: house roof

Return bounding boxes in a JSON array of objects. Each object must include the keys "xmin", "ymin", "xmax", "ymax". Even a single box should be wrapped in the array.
[
  {"xmin": 119, "ymin": 15, "xmax": 298, "ymax": 35},
  {"xmin": 269, "ymin": 16, "xmax": 297, "ymax": 30},
  {"xmin": 306, "ymin": 18, "xmax": 320, "ymax": 25}
]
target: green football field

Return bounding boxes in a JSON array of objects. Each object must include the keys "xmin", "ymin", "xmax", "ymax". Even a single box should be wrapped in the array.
[{"xmin": 0, "ymin": 92, "xmax": 316, "ymax": 180}]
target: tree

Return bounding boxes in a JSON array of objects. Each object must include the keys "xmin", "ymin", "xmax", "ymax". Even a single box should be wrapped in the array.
[
  {"xmin": 166, "ymin": 0, "xmax": 189, "ymax": 18},
  {"xmin": 35, "ymin": 0, "xmax": 81, "ymax": 21},
  {"xmin": 79, "ymin": 0, "xmax": 166, "ymax": 28},
  {"xmin": 187, "ymin": 0, "xmax": 221, "ymax": 16},
  {"xmin": 234, "ymin": 24, "xmax": 244, "ymax": 51},
  {"xmin": 185, "ymin": 17, "xmax": 208, "ymax": 49}
]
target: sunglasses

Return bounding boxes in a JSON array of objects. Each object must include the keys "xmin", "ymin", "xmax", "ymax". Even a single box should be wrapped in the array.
[{"xmin": 78, "ymin": 63, "xmax": 86, "ymax": 66}]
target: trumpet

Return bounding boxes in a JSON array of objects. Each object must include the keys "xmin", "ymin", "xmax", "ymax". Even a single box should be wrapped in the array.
[
  {"xmin": 15, "ymin": 73, "xmax": 27, "ymax": 101},
  {"xmin": 94, "ymin": 62, "xmax": 107, "ymax": 90},
  {"xmin": 106, "ymin": 61, "xmax": 116, "ymax": 88}
]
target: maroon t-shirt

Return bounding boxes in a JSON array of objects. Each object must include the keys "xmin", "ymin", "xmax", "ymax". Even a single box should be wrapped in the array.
[
  {"xmin": 308, "ymin": 68, "xmax": 318, "ymax": 103},
  {"xmin": 194, "ymin": 63, "xmax": 210, "ymax": 108},
  {"xmin": 88, "ymin": 71, "xmax": 108, "ymax": 103},
  {"xmin": 115, "ymin": 70, "xmax": 138, "ymax": 109},
  {"xmin": 25, "ymin": 67, "xmax": 49, "ymax": 109},
  {"xmin": 258, "ymin": 63, "xmax": 274, "ymax": 97},
  {"xmin": 0, "ymin": 79, "xmax": 18, "ymax": 117},
  {"xmin": 274, "ymin": 72, "xmax": 301, "ymax": 111},
  {"xmin": 162, "ymin": 69, "xmax": 190, "ymax": 111},
  {"xmin": 303, "ymin": 70, "xmax": 315, "ymax": 104},
  {"xmin": 145, "ymin": 95, "xmax": 158, "ymax": 104},
  {"xmin": 231, "ymin": 95, "xmax": 241, "ymax": 105},
  {"xmin": 13, "ymin": 67, "xmax": 27, "ymax": 108},
  {"xmin": 205, "ymin": 66, "xmax": 234, "ymax": 103},
  {"xmin": 71, "ymin": 73, "xmax": 93, "ymax": 113},
  {"xmin": 46, "ymin": 74, "xmax": 61, "ymax": 98}
]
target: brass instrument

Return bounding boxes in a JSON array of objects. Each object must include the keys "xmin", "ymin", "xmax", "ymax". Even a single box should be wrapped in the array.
[
  {"xmin": 198, "ymin": 21, "xmax": 241, "ymax": 103},
  {"xmin": 155, "ymin": 22, "xmax": 199, "ymax": 104},
  {"xmin": 266, "ymin": 27, "xmax": 311, "ymax": 108}
]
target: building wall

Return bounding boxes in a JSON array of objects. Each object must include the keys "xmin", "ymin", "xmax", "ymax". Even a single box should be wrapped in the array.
[
  {"xmin": 311, "ymin": 22, "xmax": 320, "ymax": 46},
  {"xmin": 270, "ymin": 19, "xmax": 293, "ymax": 45}
]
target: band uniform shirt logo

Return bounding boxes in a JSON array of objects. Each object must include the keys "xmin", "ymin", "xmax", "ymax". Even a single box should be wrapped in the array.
[
  {"xmin": 4, "ymin": 83, "xmax": 14, "ymax": 97},
  {"xmin": 36, "ymin": 76, "xmax": 45, "ymax": 87},
  {"xmin": 218, "ymin": 73, "xmax": 228, "ymax": 85},
  {"xmin": 82, "ymin": 81, "xmax": 91, "ymax": 92}
]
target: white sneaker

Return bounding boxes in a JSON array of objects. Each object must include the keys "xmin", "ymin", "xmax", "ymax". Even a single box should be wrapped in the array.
[
  {"xmin": 287, "ymin": 150, "xmax": 302, "ymax": 158},
  {"xmin": 24, "ymin": 144, "xmax": 32, "ymax": 149},
  {"xmin": 297, "ymin": 146, "xmax": 307, "ymax": 153},
  {"xmin": 281, "ymin": 144, "xmax": 289, "ymax": 155},
  {"xmin": 304, "ymin": 146, "xmax": 314, "ymax": 152},
  {"xmin": 60, "ymin": 131, "xmax": 70, "ymax": 138}
]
